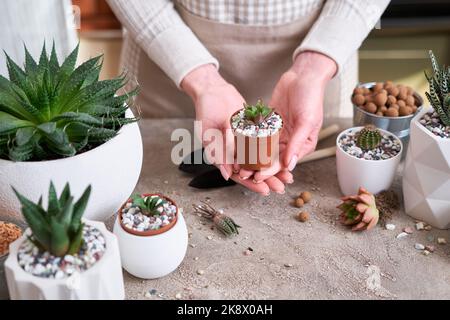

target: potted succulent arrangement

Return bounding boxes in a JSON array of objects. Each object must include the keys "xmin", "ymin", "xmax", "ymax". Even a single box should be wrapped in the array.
[
  {"xmin": 403, "ymin": 51, "xmax": 450, "ymax": 229},
  {"xmin": 113, "ymin": 193, "xmax": 188, "ymax": 279},
  {"xmin": 0, "ymin": 43, "xmax": 143, "ymax": 223},
  {"xmin": 4, "ymin": 182, "xmax": 124, "ymax": 300},
  {"xmin": 336, "ymin": 125, "xmax": 402, "ymax": 195},
  {"xmin": 230, "ymin": 100, "xmax": 283, "ymax": 170},
  {"xmin": 352, "ymin": 80, "xmax": 423, "ymax": 153},
  {"xmin": 0, "ymin": 220, "xmax": 23, "ymax": 299}
]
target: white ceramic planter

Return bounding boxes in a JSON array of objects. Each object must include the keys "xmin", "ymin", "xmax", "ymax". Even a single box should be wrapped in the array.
[
  {"xmin": 113, "ymin": 210, "xmax": 188, "ymax": 279},
  {"xmin": 0, "ymin": 109, "xmax": 143, "ymax": 222},
  {"xmin": 4, "ymin": 220, "xmax": 125, "ymax": 300},
  {"xmin": 336, "ymin": 127, "xmax": 402, "ymax": 196},
  {"xmin": 403, "ymin": 108, "xmax": 450, "ymax": 229}
]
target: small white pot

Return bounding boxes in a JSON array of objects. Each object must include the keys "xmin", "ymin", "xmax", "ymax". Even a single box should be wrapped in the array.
[
  {"xmin": 113, "ymin": 207, "xmax": 188, "ymax": 279},
  {"xmin": 403, "ymin": 108, "xmax": 450, "ymax": 229},
  {"xmin": 4, "ymin": 220, "xmax": 125, "ymax": 300},
  {"xmin": 0, "ymin": 109, "xmax": 143, "ymax": 222},
  {"xmin": 336, "ymin": 127, "xmax": 402, "ymax": 195}
]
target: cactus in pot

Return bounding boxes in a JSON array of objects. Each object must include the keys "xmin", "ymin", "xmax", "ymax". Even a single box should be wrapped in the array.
[{"xmin": 356, "ymin": 125, "xmax": 382, "ymax": 150}]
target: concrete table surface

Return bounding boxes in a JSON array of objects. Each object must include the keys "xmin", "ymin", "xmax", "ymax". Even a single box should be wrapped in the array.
[{"xmin": 107, "ymin": 118, "xmax": 450, "ymax": 300}]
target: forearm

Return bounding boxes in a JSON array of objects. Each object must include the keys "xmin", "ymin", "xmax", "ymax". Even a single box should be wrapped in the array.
[
  {"xmin": 295, "ymin": 0, "xmax": 391, "ymax": 74},
  {"xmin": 106, "ymin": 0, "xmax": 218, "ymax": 87}
]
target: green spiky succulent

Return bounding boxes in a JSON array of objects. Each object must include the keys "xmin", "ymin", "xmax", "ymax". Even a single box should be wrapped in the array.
[
  {"xmin": 0, "ymin": 42, "xmax": 139, "ymax": 162},
  {"xmin": 356, "ymin": 125, "xmax": 382, "ymax": 150},
  {"xmin": 425, "ymin": 50, "xmax": 450, "ymax": 126},
  {"xmin": 193, "ymin": 202, "xmax": 240, "ymax": 236},
  {"xmin": 243, "ymin": 100, "xmax": 273, "ymax": 125},
  {"xmin": 131, "ymin": 194, "xmax": 167, "ymax": 216},
  {"xmin": 13, "ymin": 182, "xmax": 91, "ymax": 257}
]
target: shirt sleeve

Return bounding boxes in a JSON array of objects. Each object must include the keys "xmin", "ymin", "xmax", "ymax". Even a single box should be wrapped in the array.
[
  {"xmin": 294, "ymin": 0, "xmax": 391, "ymax": 74},
  {"xmin": 106, "ymin": 0, "xmax": 219, "ymax": 88}
]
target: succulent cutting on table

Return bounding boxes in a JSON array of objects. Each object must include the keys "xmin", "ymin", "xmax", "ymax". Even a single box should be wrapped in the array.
[
  {"xmin": 0, "ymin": 42, "xmax": 138, "ymax": 161},
  {"xmin": 193, "ymin": 201, "xmax": 241, "ymax": 236}
]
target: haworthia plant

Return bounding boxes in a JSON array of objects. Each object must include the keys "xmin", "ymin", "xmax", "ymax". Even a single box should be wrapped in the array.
[
  {"xmin": 425, "ymin": 50, "xmax": 450, "ymax": 126},
  {"xmin": 13, "ymin": 182, "xmax": 92, "ymax": 257},
  {"xmin": 243, "ymin": 100, "xmax": 274, "ymax": 125},
  {"xmin": 0, "ymin": 42, "xmax": 139, "ymax": 161}
]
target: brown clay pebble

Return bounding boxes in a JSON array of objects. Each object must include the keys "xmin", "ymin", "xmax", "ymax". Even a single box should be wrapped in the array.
[
  {"xmin": 397, "ymin": 100, "xmax": 406, "ymax": 108},
  {"xmin": 300, "ymin": 191, "xmax": 312, "ymax": 203},
  {"xmin": 376, "ymin": 111, "xmax": 384, "ymax": 116},
  {"xmin": 364, "ymin": 94, "xmax": 374, "ymax": 103},
  {"xmin": 373, "ymin": 82, "xmax": 384, "ymax": 92},
  {"xmin": 294, "ymin": 197, "xmax": 304, "ymax": 208},
  {"xmin": 384, "ymin": 80, "xmax": 393, "ymax": 88},
  {"xmin": 363, "ymin": 87, "xmax": 371, "ymax": 95},
  {"xmin": 364, "ymin": 102, "xmax": 377, "ymax": 114},
  {"xmin": 380, "ymin": 106, "xmax": 388, "ymax": 113},
  {"xmin": 412, "ymin": 105, "xmax": 418, "ymax": 113},
  {"xmin": 398, "ymin": 86, "xmax": 408, "ymax": 100},
  {"xmin": 399, "ymin": 106, "xmax": 410, "ymax": 116},
  {"xmin": 390, "ymin": 103, "xmax": 399, "ymax": 110},
  {"xmin": 387, "ymin": 95, "xmax": 396, "ymax": 106},
  {"xmin": 385, "ymin": 108, "xmax": 399, "ymax": 117},
  {"xmin": 405, "ymin": 95, "xmax": 415, "ymax": 106},
  {"xmin": 387, "ymin": 86, "xmax": 399, "ymax": 97},
  {"xmin": 406, "ymin": 106, "xmax": 413, "ymax": 115},
  {"xmin": 354, "ymin": 87, "xmax": 364, "ymax": 95},
  {"xmin": 374, "ymin": 93, "xmax": 388, "ymax": 106},
  {"xmin": 352, "ymin": 94, "xmax": 365, "ymax": 106},
  {"xmin": 297, "ymin": 211, "xmax": 309, "ymax": 222},
  {"xmin": 406, "ymin": 86, "xmax": 414, "ymax": 95}
]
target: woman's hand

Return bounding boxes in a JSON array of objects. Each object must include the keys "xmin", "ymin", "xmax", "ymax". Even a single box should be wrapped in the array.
[
  {"xmin": 181, "ymin": 64, "xmax": 291, "ymax": 195},
  {"xmin": 246, "ymin": 51, "xmax": 337, "ymax": 183}
]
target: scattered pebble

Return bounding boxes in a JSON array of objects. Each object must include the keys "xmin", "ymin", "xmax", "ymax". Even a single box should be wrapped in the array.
[
  {"xmin": 294, "ymin": 197, "xmax": 304, "ymax": 208},
  {"xmin": 189, "ymin": 244, "xmax": 196, "ymax": 248},
  {"xmin": 427, "ymin": 235, "xmax": 435, "ymax": 242},
  {"xmin": 206, "ymin": 236, "xmax": 213, "ymax": 240},
  {"xmin": 437, "ymin": 237, "xmax": 447, "ymax": 245},
  {"xmin": 423, "ymin": 250, "xmax": 431, "ymax": 256},
  {"xmin": 403, "ymin": 227, "xmax": 413, "ymax": 234},
  {"xmin": 244, "ymin": 250, "xmax": 252, "ymax": 256},
  {"xmin": 297, "ymin": 211, "xmax": 310, "ymax": 222},
  {"xmin": 284, "ymin": 263, "xmax": 293, "ymax": 268},
  {"xmin": 424, "ymin": 225, "xmax": 432, "ymax": 231},
  {"xmin": 300, "ymin": 191, "xmax": 312, "ymax": 203},
  {"xmin": 338, "ymin": 128, "xmax": 401, "ymax": 160},
  {"xmin": 385, "ymin": 224, "xmax": 396, "ymax": 231},
  {"xmin": 17, "ymin": 225, "xmax": 105, "ymax": 279},
  {"xmin": 396, "ymin": 232, "xmax": 408, "ymax": 239},
  {"xmin": 197, "ymin": 269, "xmax": 205, "ymax": 275},
  {"xmin": 414, "ymin": 243, "xmax": 425, "ymax": 250},
  {"xmin": 144, "ymin": 292, "xmax": 152, "ymax": 298},
  {"xmin": 425, "ymin": 245, "xmax": 435, "ymax": 252},
  {"xmin": 415, "ymin": 222, "xmax": 425, "ymax": 230},
  {"xmin": 175, "ymin": 292, "xmax": 182, "ymax": 299},
  {"xmin": 194, "ymin": 257, "xmax": 199, "ymax": 261}
]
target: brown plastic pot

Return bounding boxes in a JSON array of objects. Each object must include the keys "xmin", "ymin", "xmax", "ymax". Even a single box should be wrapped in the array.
[
  {"xmin": 230, "ymin": 109, "xmax": 283, "ymax": 171},
  {"xmin": 118, "ymin": 193, "xmax": 178, "ymax": 237}
]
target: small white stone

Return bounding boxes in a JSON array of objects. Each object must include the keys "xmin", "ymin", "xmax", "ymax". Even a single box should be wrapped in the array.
[
  {"xmin": 396, "ymin": 232, "xmax": 408, "ymax": 239},
  {"xmin": 175, "ymin": 292, "xmax": 182, "ymax": 299},
  {"xmin": 423, "ymin": 250, "xmax": 430, "ymax": 256},
  {"xmin": 144, "ymin": 292, "xmax": 152, "ymax": 298},
  {"xmin": 190, "ymin": 244, "xmax": 196, "ymax": 248},
  {"xmin": 414, "ymin": 243, "xmax": 425, "ymax": 250},
  {"xmin": 415, "ymin": 222, "xmax": 425, "ymax": 230},
  {"xmin": 197, "ymin": 269, "xmax": 204, "ymax": 275},
  {"xmin": 385, "ymin": 224, "xmax": 396, "ymax": 231},
  {"xmin": 437, "ymin": 237, "xmax": 447, "ymax": 245},
  {"xmin": 194, "ymin": 257, "xmax": 199, "ymax": 261},
  {"xmin": 206, "ymin": 236, "xmax": 213, "ymax": 240}
]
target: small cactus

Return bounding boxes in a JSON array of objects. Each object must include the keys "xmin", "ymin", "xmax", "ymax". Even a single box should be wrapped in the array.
[{"xmin": 356, "ymin": 125, "xmax": 382, "ymax": 150}]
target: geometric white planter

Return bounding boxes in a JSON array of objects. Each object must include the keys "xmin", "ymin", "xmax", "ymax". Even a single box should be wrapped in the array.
[
  {"xmin": 4, "ymin": 220, "xmax": 125, "ymax": 300},
  {"xmin": 113, "ymin": 211, "xmax": 188, "ymax": 279},
  {"xmin": 336, "ymin": 127, "xmax": 403, "ymax": 196},
  {"xmin": 402, "ymin": 108, "xmax": 450, "ymax": 229},
  {"xmin": 0, "ymin": 109, "xmax": 143, "ymax": 222}
]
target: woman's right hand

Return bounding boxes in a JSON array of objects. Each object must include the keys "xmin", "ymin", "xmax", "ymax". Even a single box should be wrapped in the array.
[{"xmin": 181, "ymin": 64, "xmax": 292, "ymax": 195}]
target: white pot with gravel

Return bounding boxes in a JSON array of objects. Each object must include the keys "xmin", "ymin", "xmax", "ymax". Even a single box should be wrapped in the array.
[
  {"xmin": 113, "ymin": 194, "xmax": 188, "ymax": 279},
  {"xmin": 336, "ymin": 125, "xmax": 402, "ymax": 195},
  {"xmin": 402, "ymin": 51, "xmax": 450, "ymax": 229},
  {"xmin": 4, "ymin": 184, "xmax": 125, "ymax": 300}
]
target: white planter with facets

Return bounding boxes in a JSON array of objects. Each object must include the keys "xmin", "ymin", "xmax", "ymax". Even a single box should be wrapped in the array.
[
  {"xmin": 403, "ymin": 108, "xmax": 450, "ymax": 229},
  {"xmin": 0, "ymin": 110, "xmax": 142, "ymax": 223},
  {"xmin": 114, "ymin": 201, "xmax": 188, "ymax": 279},
  {"xmin": 4, "ymin": 220, "xmax": 125, "ymax": 300},
  {"xmin": 336, "ymin": 127, "xmax": 402, "ymax": 196}
]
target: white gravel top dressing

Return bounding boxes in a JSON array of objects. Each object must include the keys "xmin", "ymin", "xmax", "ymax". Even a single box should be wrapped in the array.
[
  {"xmin": 231, "ymin": 110, "xmax": 283, "ymax": 137},
  {"xmin": 121, "ymin": 195, "xmax": 177, "ymax": 232},
  {"xmin": 339, "ymin": 128, "xmax": 401, "ymax": 160},
  {"xmin": 419, "ymin": 110, "xmax": 450, "ymax": 139},
  {"xmin": 17, "ymin": 225, "xmax": 106, "ymax": 279}
]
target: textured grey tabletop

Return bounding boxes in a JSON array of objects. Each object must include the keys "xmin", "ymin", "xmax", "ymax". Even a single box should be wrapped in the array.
[{"xmin": 107, "ymin": 118, "xmax": 450, "ymax": 300}]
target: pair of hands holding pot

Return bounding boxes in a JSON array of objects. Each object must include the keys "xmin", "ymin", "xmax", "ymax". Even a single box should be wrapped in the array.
[{"xmin": 181, "ymin": 51, "xmax": 337, "ymax": 195}]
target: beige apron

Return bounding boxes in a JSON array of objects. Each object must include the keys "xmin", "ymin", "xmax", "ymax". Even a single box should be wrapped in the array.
[{"xmin": 127, "ymin": 4, "xmax": 357, "ymax": 119}]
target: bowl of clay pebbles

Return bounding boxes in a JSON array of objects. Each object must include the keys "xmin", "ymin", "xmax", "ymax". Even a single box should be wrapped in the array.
[
  {"xmin": 352, "ymin": 81, "xmax": 423, "ymax": 152},
  {"xmin": 0, "ymin": 220, "xmax": 24, "ymax": 299}
]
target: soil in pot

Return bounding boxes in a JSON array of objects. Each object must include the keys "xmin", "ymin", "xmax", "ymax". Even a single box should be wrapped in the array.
[
  {"xmin": 17, "ymin": 224, "xmax": 106, "ymax": 279},
  {"xmin": 0, "ymin": 221, "xmax": 22, "ymax": 256},
  {"xmin": 120, "ymin": 194, "xmax": 178, "ymax": 236},
  {"xmin": 230, "ymin": 101, "xmax": 283, "ymax": 170},
  {"xmin": 419, "ymin": 110, "xmax": 450, "ymax": 139},
  {"xmin": 338, "ymin": 126, "xmax": 402, "ymax": 160}
]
